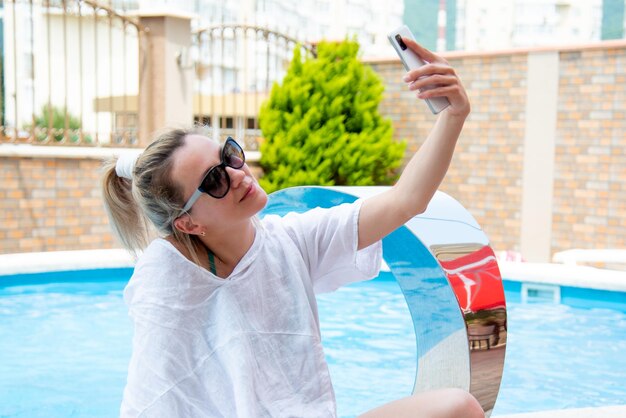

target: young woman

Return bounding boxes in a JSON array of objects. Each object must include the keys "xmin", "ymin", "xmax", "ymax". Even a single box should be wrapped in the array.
[{"xmin": 103, "ymin": 39, "xmax": 484, "ymax": 418}]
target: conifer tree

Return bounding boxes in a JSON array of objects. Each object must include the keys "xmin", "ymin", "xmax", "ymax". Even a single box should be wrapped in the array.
[{"xmin": 259, "ymin": 39, "xmax": 406, "ymax": 193}]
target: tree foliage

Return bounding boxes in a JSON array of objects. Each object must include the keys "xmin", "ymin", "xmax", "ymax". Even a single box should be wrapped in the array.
[{"xmin": 259, "ymin": 39, "xmax": 406, "ymax": 193}]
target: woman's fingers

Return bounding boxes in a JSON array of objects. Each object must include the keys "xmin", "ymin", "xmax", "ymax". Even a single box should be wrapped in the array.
[
  {"xmin": 398, "ymin": 37, "xmax": 470, "ymax": 117},
  {"xmin": 407, "ymin": 74, "xmax": 457, "ymax": 92},
  {"xmin": 416, "ymin": 80, "xmax": 470, "ymax": 117},
  {"xmin": 413, "ymin": 84, "xmax": 459, "ymax": 100},
  {"xmin": 402, "ymin": 62, "xmax": 455, "ymax": 84},
  {"xmin": 401, "ymin": 36, "xmax": 445, "ymax": 65},
  {"xmin": 404, "ymin": 67, "xmax": 470, "ymax": 117},
  {"xmin": 416, "ymin": 83, "xmax": 469, "ymax": 116}
]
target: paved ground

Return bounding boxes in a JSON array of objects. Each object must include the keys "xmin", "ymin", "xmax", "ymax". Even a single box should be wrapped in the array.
[{"xmin": 495, "ymin": 404, "xmax": 626, "ymax": 418}]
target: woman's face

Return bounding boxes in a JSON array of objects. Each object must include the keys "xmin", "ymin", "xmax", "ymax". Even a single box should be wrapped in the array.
[{"xmin": 171, "ymin": 134, "xmax": 267, "ymax": 231}]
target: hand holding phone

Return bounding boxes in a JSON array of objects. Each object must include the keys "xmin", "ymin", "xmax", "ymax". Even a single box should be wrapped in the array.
[{"xmin": 387, "ymin": 25, "xmax": 450, "ymax": 114}]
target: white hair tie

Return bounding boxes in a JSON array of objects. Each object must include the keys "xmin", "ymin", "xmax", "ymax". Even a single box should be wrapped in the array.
[{"xmin": 115, "ymin": 151, "xmax": 142, "ymax": 180}]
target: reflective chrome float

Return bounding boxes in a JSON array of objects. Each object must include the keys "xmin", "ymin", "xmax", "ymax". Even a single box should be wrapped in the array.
[{"xmin": 263, "ymin": 186, "xmax": 507, "ymax": 417}]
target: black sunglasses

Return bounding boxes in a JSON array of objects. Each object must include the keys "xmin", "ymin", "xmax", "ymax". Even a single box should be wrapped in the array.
[{"xmin": 180, "ymin": 137, "xmax": 245, "ymax": 213}]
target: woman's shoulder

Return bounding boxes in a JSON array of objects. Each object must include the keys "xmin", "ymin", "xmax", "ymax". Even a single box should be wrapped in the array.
[
  {"xmin": 127, "ymin": 238, "xmax": 195, "ymax": 291},
  {"xmin": 134, "ymin": 238, "xmax": 182, "ymax": 270},
  {"xmin": 124, "ymin": 238, "xmax": 213, "ymax": 319}
]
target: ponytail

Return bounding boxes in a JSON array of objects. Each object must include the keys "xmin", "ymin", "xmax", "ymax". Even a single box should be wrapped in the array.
[{"xmin": 102, "ymin": 159, "xmax": 152, "ymax": 255}]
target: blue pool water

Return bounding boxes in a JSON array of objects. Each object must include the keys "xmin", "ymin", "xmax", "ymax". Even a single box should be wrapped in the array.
[{"xmin": 1, "ymin": 270, "xmax": 626, "ymax": 417}]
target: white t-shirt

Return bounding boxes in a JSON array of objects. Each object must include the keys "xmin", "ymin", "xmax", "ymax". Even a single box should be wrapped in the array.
[{"xmin": 121, "ymin": 201, "xmax": 382, "ymax": 418}]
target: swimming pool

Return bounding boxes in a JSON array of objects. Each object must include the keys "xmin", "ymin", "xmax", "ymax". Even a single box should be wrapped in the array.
[{"xmin": 1, "ymin": 269, "xmax": 625, "ymax": 417}]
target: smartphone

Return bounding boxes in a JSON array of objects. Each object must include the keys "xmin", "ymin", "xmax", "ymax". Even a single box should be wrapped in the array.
[{"xmin": 387, "ymin": 25, "xmax": 450, "ymax": 114}]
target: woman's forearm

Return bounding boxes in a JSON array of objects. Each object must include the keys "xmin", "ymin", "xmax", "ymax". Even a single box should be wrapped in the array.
[
  {"xmin": 357, "ymin": 38, "xmax": 470, "ymax": 250},
  {"xmin": 394, "ymin": 110, "xmax": 468, "ymax": 218}
]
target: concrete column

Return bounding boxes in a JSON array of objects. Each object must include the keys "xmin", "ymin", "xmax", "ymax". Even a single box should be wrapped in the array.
[
  {"xmin": 137, "ymin": 12, "xmax": 194, "ymax": 146},
  {"xmin": 520, "ymin": 51, "xmax": 559, "ymax": 262}
]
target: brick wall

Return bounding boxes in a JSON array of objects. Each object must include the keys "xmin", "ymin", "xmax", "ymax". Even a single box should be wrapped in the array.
[
  {"xmin": 367, "ymin": 41, "xmax": 626, "ymax": 258},
  {"xmin": 0, "ymin": 152, "xmax": 263, "ymax": 254},
  {"xmin": 1, "ymin": 41, "xmax": 625, "ymax": 259},
  {"xmin": 0, "ymin": 156, "xmax": 116, "ymax": 253},
  {"xmin": 369, "ymin": 53, "xmax": 527, "ymax": 254},
  {"xmin": 553, "ymin": 48, "xmax": 626, "ymax": 253}
]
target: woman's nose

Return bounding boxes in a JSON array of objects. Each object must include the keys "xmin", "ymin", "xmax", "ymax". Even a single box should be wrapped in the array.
[{"xmin": 225, "ymin": 165, "xmax": 246, "ymax": 189}]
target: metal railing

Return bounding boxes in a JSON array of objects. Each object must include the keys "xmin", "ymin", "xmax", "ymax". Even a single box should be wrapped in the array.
[
  {"xmin": 1, "ymin": 2, "xmax": 317, "ymax": 149},
  {"xmin": 0, "ymin": 0, "xmax": 147, "ymax": 146},
  {"xmin": 193, "ymin": 23, "xmax": 315, "ymax": 150}
]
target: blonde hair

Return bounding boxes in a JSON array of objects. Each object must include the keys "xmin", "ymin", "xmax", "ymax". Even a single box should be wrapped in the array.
[{"xmin": 102, "ymin": 126, "xmax": 209, "ymax": 264}]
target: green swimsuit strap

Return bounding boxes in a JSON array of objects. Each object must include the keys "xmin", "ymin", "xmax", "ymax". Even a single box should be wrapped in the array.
[{"xmin": 207, "ymin": 249, "xmax": 217, "ymax": 275}]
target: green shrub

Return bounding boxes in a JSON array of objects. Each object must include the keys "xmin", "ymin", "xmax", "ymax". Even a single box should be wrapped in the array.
[
  {"xmin": 29, "ymin": 104, "xmax": 90, "ymax": 143},
  {"xmin": 258, "ymin": 39, "xmax": 406, "ymax": 193}
]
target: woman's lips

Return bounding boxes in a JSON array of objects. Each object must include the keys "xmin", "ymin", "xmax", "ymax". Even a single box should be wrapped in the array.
[{"xmin": 240, "ymin": 183, "xmax": 255, "ymax": 202}]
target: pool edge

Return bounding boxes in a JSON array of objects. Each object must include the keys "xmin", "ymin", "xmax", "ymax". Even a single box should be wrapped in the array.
[
  {"xmin": 494, "ymin": 404, "xmax": 626, "ymax": 418},
  {"xmin": 2, "ymin": 250, "xmax": 624, "ymax": 293},
  {"xmin": 0, "ymin": 249, "xmax": 134, "ymax": 276},
  {"xmin": 499, "ymin": 260, "xmax": 626, "ymax": 292}
]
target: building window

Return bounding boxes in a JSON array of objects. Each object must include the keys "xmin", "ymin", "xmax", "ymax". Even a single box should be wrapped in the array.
[
  {"xmin": 194, "ymin": 115, "xmax": 212, "ymax": 127},
  {"xmin": 220, "ymin": 116, "xmax": 234, "ymax": 129},
  {"xmin": 246, "ymin": 117, "xmax": 257, "ymax": 130}
]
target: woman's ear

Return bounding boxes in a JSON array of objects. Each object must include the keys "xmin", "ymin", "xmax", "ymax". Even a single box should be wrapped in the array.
[{"xmin": 173, "ymin": 214, "xmax": 200, "ymax": 235}]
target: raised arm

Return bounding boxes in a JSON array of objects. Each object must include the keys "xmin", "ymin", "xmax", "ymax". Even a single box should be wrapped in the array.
[{"xmin": 358, "ymin": 38, "xmax": 470, "ymax": 250}]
